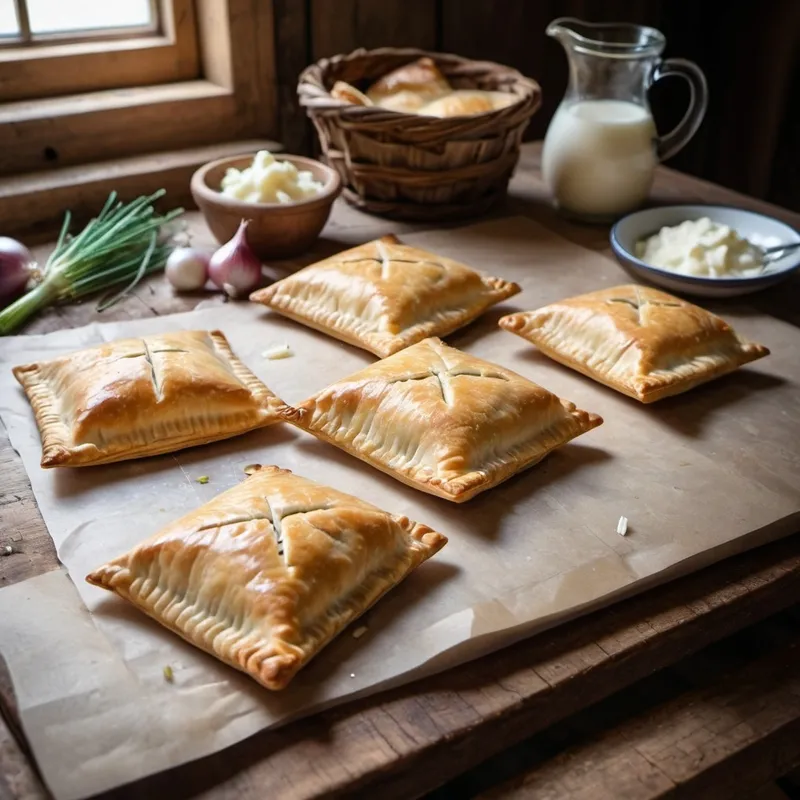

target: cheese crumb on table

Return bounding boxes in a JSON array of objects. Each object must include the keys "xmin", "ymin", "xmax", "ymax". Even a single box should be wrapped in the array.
[{"xmin": 261, "ymin": 343, "xmax": 293, "ymax": 360}]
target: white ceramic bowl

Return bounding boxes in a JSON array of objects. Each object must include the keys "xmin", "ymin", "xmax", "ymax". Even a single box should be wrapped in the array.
[{"xmin": 610, "ymin": 204, "xmax": 800, "ymax": 298}]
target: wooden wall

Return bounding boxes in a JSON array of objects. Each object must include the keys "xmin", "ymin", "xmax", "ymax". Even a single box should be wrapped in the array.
[{"xmin": 273, "ymin": 0, "xmax": 800, "ymax": 211}]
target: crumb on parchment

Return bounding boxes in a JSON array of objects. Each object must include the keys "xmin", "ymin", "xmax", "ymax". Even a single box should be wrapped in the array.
[{"xmin": 262, "ymin": 344, "xmax": 293, "ymax": 360}]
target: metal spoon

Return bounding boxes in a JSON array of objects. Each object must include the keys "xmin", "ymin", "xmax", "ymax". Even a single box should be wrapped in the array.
[{"xmin": 760, "ymin": 241, "xmax": 800, "ymax": 263}]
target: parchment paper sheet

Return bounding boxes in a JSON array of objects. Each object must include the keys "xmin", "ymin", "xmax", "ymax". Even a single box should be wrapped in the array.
[{"xmin": 1, "ymin": 217, "xmax": 799, "ymax": 800}]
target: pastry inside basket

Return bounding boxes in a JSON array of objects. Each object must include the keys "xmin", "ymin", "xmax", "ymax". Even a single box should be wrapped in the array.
[
  {"xmin": 499, "ymin": 284, "xmax": 770, "ymax": 403},
  {"xmin": 331, "ymin": 57, "xmax": 518, "ymax": 117},
  {"xmin": 13, "ymin": 329, "xmax": 290, "ymax": 467},
  {"xmin": 86, "ymin": 466, "xmax": 447, "ymax": 691},
  {"xmin": 250, "ymin": 234, "xmax": 520, "ymax": 357},
  {"xmin": 417, "ymin": 90, "xmax": 519, "ymax": 117},
  {"xmin": 285, "ymin": 337, "xmax": 603, "ymax": 502},
  {"xmin": 331, "ymin": 80, "xmax": 373, "ymax": 107},
  {"xmin": 366, "ymin": 56, "xmax": 452, "ymax": 113}
]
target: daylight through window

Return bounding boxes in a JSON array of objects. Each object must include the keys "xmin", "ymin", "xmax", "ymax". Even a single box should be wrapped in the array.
[{"xmin": 0, "ymin": 0, "xmax": 156, "ymax": 44}]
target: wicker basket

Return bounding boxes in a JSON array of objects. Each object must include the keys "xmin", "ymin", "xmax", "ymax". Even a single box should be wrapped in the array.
[{"xmin": 298, "ymin": 48, "xmax": 542, "ymax": 221}]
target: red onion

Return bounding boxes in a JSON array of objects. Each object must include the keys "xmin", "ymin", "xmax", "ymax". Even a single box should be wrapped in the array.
[
  {"xmin": 0, "ymin": 236, "xmax": 35, "ymax": 307},
  {"xmin": 208, "ymin": 220, "xmax": 262, "ymax": 297},
  {"xmin": 165, "ymin": 247, "xmax": 210, "ymax": 291}
]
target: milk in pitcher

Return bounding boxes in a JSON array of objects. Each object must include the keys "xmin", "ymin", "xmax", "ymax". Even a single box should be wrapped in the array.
[
  {"xmin": 542, "ymin": 99, "xmax": 657, "ymax": 220},
  {"xmin": 541, "ymin": 18, "xmax": 707, "ymax": 222}
]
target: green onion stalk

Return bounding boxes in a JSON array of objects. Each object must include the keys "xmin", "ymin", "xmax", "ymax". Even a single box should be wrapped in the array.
[{"xmin": 0, "ymin": 190, "xmax": 183, "ymax": 335}]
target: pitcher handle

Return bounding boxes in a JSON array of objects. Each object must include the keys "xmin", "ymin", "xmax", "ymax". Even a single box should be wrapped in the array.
[{"xmin": 651, "ymin": 58, "xmax": 708, "ymax": 162}]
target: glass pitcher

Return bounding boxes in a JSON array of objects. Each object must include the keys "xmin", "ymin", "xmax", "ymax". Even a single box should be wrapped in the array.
[{"xmin": 541, "ymin": 18, "xmax": 708, "ymax": 222}]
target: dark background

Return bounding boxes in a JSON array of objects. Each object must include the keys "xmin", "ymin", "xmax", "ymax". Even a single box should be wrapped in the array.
[{"xmin": 273, "ymin": 0, "xmax": 800, "ymax": 211}]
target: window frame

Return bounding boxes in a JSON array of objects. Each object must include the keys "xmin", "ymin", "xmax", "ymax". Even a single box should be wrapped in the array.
[
  {"xmin": 0, "ymin": 0, "xmax": 278, "ymax": 176},
  {"xmin": 0, "ymin": 0, "xmax": 199, "ymax": 102},
  {"xmin": 2, "ymin": 0, "xmax": 160, "ymax": 46}
]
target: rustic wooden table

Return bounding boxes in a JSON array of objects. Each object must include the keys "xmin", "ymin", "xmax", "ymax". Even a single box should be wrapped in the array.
[{"xmin": 1, "ymin": 142, "xmax": 799, "ymax": 800}]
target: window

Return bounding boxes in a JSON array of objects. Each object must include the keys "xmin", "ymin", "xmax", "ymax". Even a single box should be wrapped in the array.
[
  {"xmin": 0, "ymin": 0, "xmax": 278, "ymax": 238},
  {"xmin": 1, "ymin": 0, "xmax": 156, "ymax": 43},
  {"xmin": 0, "ymin": 0, "xmax": 199, "ymax": 103},
  {"xmin": 0, "ymin": 0, "xmax": 277, "ymax": 171}
]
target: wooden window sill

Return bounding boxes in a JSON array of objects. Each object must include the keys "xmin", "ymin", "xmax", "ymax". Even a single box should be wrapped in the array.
[
  {"xmin": 0, "ymin": 81, "xmax": 230, "ymax": 125},
  {"xmin": 0, "ymin": 139, "xmax": 282, "ymax": 242},
  {"xmin": 0, "ymin": 81, "xmax": 255, "ymax": 175}
]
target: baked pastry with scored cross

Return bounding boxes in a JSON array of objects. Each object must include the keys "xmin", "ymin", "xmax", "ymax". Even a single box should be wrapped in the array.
[
  {"xmin": 499, "ymin": 284, "xmax": 769, "ymax": 403},
  {"xmin": 285, "ymin": 337, "xmax": 602, "ymax": 502},
  {"xmin": 86, "ymin": 465, "xmax": 447, "ymax": 690},
  {"xmin": 250, "ymin": 234, "xmax": 520, "ymax": 358},
  {"xmin": 13, "ymin": 329, "xmax": 290, "ymax": 467}
]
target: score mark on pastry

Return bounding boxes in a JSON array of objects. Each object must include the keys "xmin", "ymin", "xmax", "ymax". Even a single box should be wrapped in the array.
[
  {"xmin": 249, "ymin": 234, "xmax": 520, "ymax": 358},
  {"xmin": 86, "ymin": 466, "xmax": 447, "ymax": 691},
  {"xmin": 285, "ymin": 337, "xmax": 602, "ymax": 502},
  {"xmin": 12, "ymin": 329, "xmax": 293, "ymax": 468},
  {"xmin": 499, "ymin": 284, "xmax": 769, "ymax": 403}
]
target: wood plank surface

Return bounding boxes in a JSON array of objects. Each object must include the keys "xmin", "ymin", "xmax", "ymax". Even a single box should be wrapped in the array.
[
  {"xmin": 311, "ymin": 0, "xmax": 437, "ymax": 58},
  {"xmin": 479, "ymin": 624, "xmax": 800, "ymax": 800},
  {"xmin": 273, "ymin": 0, "xmax": 312, "ymax": 159},
  {"xmin": 1, "ymin": 143, "xmax": 800, "ymax": 799}
]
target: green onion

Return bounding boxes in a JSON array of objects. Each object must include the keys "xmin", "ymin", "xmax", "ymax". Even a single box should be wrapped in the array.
[{"xmin": 0, "ymin": 190, "xmax": 183, "ymax": 335}]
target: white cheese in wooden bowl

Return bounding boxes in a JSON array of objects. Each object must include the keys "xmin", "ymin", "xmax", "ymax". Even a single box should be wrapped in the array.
[{"xmin": 220, "ymin": 150, "xmax": 324, "ymax": 204}]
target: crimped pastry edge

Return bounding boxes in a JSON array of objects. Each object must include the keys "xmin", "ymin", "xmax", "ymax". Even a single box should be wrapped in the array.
[
  {"xmin": 249, "ymin": 237, "xmax": 520, "ymax": 358},
  {"xmin": 284, "ymin": 395, "xmax": 603, "ymax": 503},
  {"xmin": 498, "ymin": 311, "xmax": 770, "ymax": 403},
  {"xmin": 12, "ymin": 329, "xmax": 291, "ymax": 467},
  {"xmin": 86, "ymin": 465, "xmax": 447, "ymax": 689}
]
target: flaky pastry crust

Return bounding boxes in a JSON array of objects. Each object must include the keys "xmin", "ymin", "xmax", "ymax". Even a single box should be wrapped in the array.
[
  {"xmin": 418, "ymin": 89, "xmax": 518, "ymax": 117},
  {"xmin": 499, "ymin": 285, "xmax": 770, "ymax": 403},
  {"xmin": 86, "ymin": 466, "xmax": 447, "ymax": 690},
  {"xmin": 250, "ymin": 234, "xmax": 520, "ymax": 358},
  {"xmin": 365, "ymin": 57, "xmax": 451, "ymax": 113},
  {"xmin": 13, "ymin": 329, "xmax": 289, "ymax": 467},
  {"xmin": 286, "ymin": 337, "xmax": 602, "ymax": 502}
]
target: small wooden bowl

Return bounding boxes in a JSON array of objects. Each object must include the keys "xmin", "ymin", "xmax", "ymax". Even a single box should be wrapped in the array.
[{"xmin": 190, "ymin": 153, "xmax": 342, "ymax": 260}]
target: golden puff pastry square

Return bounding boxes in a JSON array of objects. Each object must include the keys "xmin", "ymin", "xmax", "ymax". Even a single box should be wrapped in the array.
[
  {"xmin": 86, "ymin": 466, "xmax": 447, "ymax": 691},
  {"xmin": 250, "ymin": 234, "xmax": 520, "ymax": 358},
  {"xmin": 499, "ymin": 284, "xmax": 770, "ymax": 403},
  {"xmin": 13, "ymin": 329, "xmax": 290, "ymax": 468},
  {"xmin": 418, "ymin": 90, "xmax": 519, "ymax": 118},
  {"xmin": 285, "ymin": 337, "xmax": 603, "ymax": 503},
  {"xmin": 366, "ymin": 57, "xmax": 451, "ymax": 114}
]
